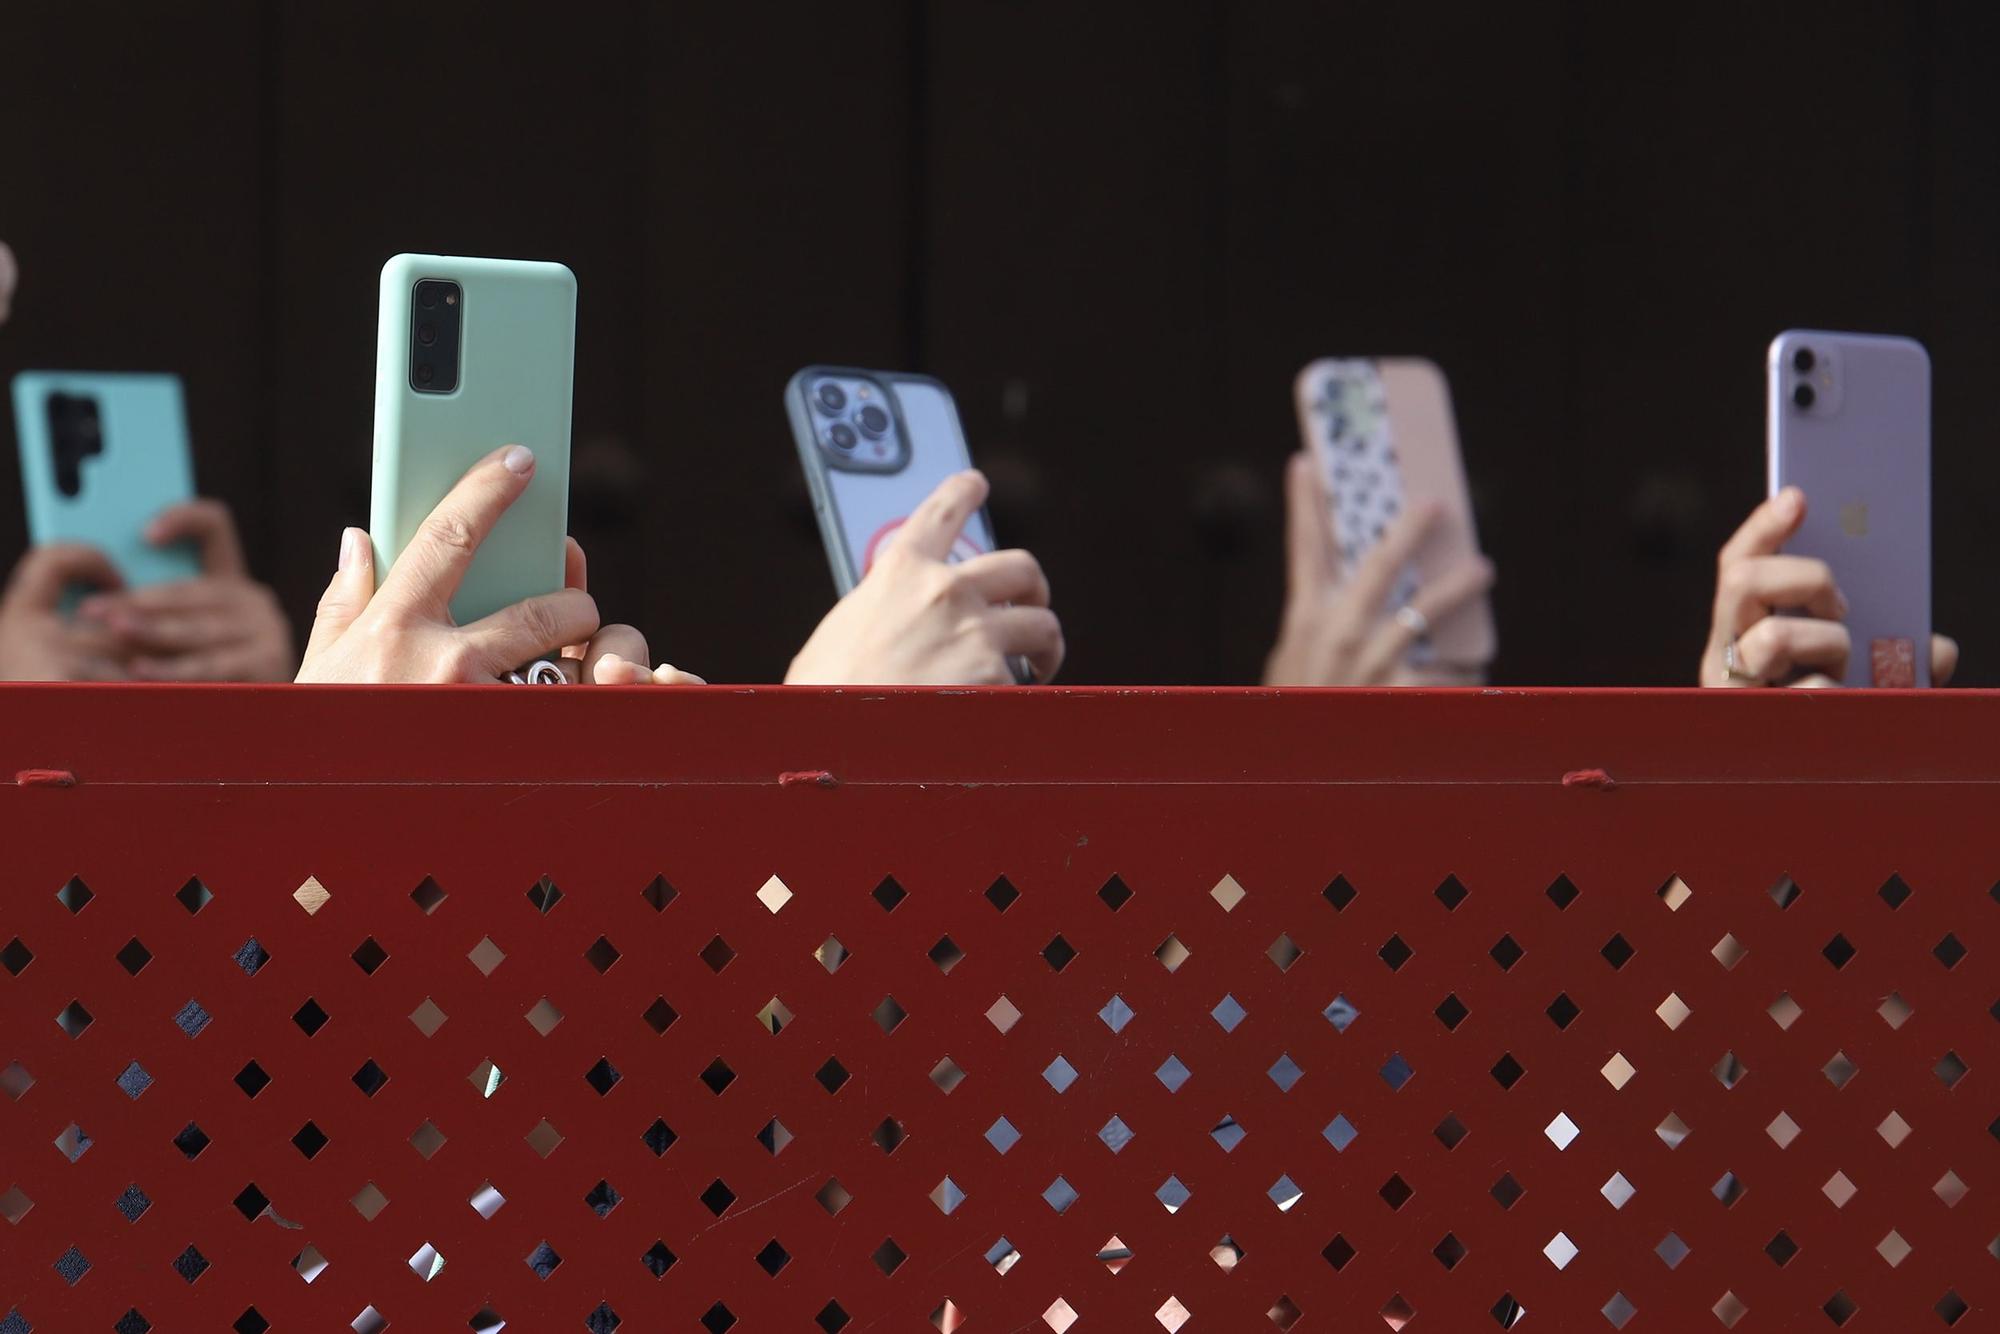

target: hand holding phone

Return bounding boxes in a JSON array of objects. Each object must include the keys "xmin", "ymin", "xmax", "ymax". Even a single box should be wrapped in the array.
[
  {"xmin": 0, "ymin": 542, "xmax": 126, "ymax": 681},
  {"xmin": 1291, "ymin": 357, "xmax": 1495, "ymax": 669},
  {"xmin": 784, "ymin": 470, "xmax": 1062, "ymax": 686},
  {"xmin": 370, "ymin": 254, "xmax": 575, "ymax": 626},
  {"xmin": 1762, "ymin": 330, "xmax": 1931, "ymax": 687},
  {"xmin": 13, "ymin": 371, "xmax": 200, "ymax": 590},
  {"xmin": 300, "ymin": 446, "xmax": 601, "ymax": 683}
]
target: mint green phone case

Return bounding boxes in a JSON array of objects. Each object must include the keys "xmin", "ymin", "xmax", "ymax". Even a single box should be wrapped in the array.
[
  {"xmin": 12, "ymin": 370, "xmax": 200, "ymax": 588},
  {"xmin": 370, "ymin": 253, "xmax": 576, "ymax": 625}
]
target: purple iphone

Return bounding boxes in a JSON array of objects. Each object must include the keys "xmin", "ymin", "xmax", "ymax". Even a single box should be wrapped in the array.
[{"xmin": 1766, "ymin": 330, "xmax": 1931, "ymax": 687}]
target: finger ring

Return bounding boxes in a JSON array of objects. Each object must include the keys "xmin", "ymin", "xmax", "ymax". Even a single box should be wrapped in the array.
[
  {"xmin": 1393, "ymin": 604, "xmax": 1431, "ymax": 641},
  {"xmin": 505, "ymin": 659, "xmax": 568, "ymax": 685},
  {"xmin": 1722, "ymin": 638, "xmax": 1762, "ymax": 684}
]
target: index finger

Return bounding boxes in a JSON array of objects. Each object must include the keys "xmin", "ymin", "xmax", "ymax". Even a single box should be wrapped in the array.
[
  {"xmin": 1284, "ymin": 452, "xmax": 1338, "ymax": 596},
  {"xmin": 379, "ymin": 445, "xmax": 537, "ymax": 612},
  {"xmin": 1344, "ymin": 501, "xmax": 1447, "ymax": 618},
  {"xmin": 1718, "ymin": 487, "xmax": 1807, "ymax": 567},
  {"xmin": 147, "ymin": 498, "xmax": 247, "ymax": 578},
  {"xmin": 891, "ymin": 470, "xmax": 989, "ymax": 563},
  {"xmin": 5, "ymin": 543, "xmax": 123, "ymax": 608}
]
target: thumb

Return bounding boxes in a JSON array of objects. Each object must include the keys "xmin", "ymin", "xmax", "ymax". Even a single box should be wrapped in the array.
[
  {"xmin": 302, "ymin": 528, "xmax": 375, "ymax": 665},
  {"xmin": 1720, "ymin": 487, "xmax": 1807, "ymax": 565},
  {"xmin": 5, "ymin": 543, "xmax": 123, "ymax": 610},
  {"xmin": 892, "ymin": 470, "xmax": 988, "ymax": 563}
]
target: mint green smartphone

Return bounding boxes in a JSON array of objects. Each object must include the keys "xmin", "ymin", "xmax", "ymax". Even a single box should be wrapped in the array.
[
  {"xmin": 12, "ymin": 370, "xmax": 200, "ymax": 588},
  {"xmin": 370, "ymin": 253, "xmax": 576, "ymax": 624}
]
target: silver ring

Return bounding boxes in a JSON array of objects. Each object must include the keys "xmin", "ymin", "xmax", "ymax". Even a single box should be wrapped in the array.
[
  {"xmin": 1393, "ymin": 604, "xmax": 1431, "ymax": 642},
  {"xmin": 505, "ymin": 659, "xmax": 568, "ymax": 686},
  {"xmin": 1722, "ymin": 639, "xmax": 1762, "ymax": 684}
]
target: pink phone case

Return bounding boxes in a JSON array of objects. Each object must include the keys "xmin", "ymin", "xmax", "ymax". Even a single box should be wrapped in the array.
[
  {"xmin": 1293, "ymin": 357, "xmax": 1495, "ymax": 667},
  {"xmin": 1766, "ymin": 330, "xmax": 1930, "ymax": 688}
]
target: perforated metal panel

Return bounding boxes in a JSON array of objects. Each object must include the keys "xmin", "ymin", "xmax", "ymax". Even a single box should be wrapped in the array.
[{"xmin": 2, "ymin": 687, "xmax": 1996, "ymax": 1331}]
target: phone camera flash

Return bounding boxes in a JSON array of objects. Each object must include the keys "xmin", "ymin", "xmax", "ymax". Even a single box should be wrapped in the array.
[{"xmin": 444, "ymin": 293, "xmax": 458, "ymax": 306}]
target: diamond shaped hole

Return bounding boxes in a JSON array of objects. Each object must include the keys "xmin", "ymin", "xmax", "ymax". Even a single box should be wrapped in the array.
[
  {"xmin": 525, "ymin": 1119, "xmax": 563, "ymax": 1158},
  {"xmin": 585, "ymin": 935, "xmax": 622, "ymax": 973},
  {"xmin": 409, "ymin": 877, "xmax": 447, "ymax": 915},
  {"xmin": 987, "ymin": 995, "xmax": 1022, "ymax": 1033},
  {"xmin": 292, "ymin": 876, "xmax": 331, "ymax": 914},
  {"xmin": 409, "ymin": 1121, "xmax": 447, "ymax": 1159},
  {"xmin": 525, "ymin": 875, "xmax": 562, "ymax": 913},
  {"xmin": 756, "ymin": 997, "xmax": 792, "ymax": 1035},
  {"xmin": 468, "ymin": 936, "xmax": 506, "ymax": 975},
  {"xmin": 527, "ymin": 998, "xmax": 565, "ymax": 1036},
  {"xmin": 757, "ymin": 875, "xmax": 794, "ymax": 913},
  {"xmin": 467, "ymin": 1058, "xmax": 503, "ymax": 1099}
]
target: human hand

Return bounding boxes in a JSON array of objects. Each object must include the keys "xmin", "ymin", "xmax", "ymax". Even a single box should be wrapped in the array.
[
  {"xmin": 0, "ymin": 238, "xmax": 17, "ymax": 325},
  {"xmin": 557, "ymin": 539, "xmax": 705, "ymax": 686},
  {"xmin": 785, "ymin": 470, "xmax": 1063, "ymax": 685},
  {"xmin": 1700, "ymin": 487, "xmax": 1956, "ymax": 687},
  {"xmin": 0, "ymin": 543, "xmax": 126, "ymax": 681},
  {"xmin": 1264, "ymin": 451, "xmax": 1493, "ymax": 686},
  {"xmin": 77, "ymin": 499, "xmax": 295, "ymax": 681},
  {"xmin": 296, "ymin": 445, "xmax": 602, "ymax": 683}
]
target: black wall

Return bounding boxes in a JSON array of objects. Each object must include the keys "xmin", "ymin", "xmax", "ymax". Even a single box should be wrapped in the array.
[{"xmin": 3, "ymin": 1, "xmax": 1994, "ymax": 685}]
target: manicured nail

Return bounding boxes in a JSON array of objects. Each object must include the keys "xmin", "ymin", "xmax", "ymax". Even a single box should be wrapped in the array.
[
  {"xmin": 501, "ymin": 445, "xmax": 535, "ymax": 475},
  {"xmin": 338, "ymin": 528, "xmax": 365, "ymax": 571},
  {"xmin": 1834, "ymin": 589, "xmax": 1850, "ymax": 618}
]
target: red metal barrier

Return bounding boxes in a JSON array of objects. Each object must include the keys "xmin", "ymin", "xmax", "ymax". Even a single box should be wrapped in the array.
[{"xmin": 1, "ymin": 686, "xmax": 1995, "ymax": 1332}]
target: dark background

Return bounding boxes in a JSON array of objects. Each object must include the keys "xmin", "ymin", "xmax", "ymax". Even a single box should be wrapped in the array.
[{"xmin": 2, "ymin": 1, "xmax": 1994, "ymax": 685}]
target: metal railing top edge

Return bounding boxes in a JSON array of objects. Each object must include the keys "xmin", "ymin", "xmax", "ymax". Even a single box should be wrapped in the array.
[{"xmin": 1, "ymin": 684, "xmax": 1994, "ymax": 791}]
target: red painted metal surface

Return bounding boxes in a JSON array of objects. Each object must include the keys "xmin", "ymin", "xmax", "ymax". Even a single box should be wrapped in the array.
[{"xmin": 1, "ymin": 685, "xmax": 1995, "ymax": 1332}]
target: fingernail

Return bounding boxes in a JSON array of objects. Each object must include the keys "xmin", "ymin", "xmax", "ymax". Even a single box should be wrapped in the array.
[
  {"xmin": 1834, "ymin": 589, "xmax": 1850, "ymax": 617},
  {"xmin": 338, "ymin": 527, "xmax": 365, "ymax": 571},
  {"xmin": 501, "ymin": 445, "xmax": 535, "ymax": 475},
  {"xmin": 77, "ymin": 596, "xmax": 109, "ymax": 620}
]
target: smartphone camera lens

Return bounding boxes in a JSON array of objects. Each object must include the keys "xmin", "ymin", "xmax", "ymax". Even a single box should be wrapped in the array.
[
  {"xmin": 814, "ymin": 381, "xmax": 848, "ymax": 414},
  {"xmin": 826, "ymin": 422, "xmax": 858, "ymax": 451},
  {"xmin": 418, "ymin": 285, "xmax": 439, "ymax": 311},
  {"xmin": 855, "ymin": 403, "xmax": 891, "ymax": 438},
  {"xmin": 417, "ymin": 322, "xmax": 437, "ymax": 347},
  {"xmin": 1792, "ymin": 347, "xmax": 1815, "ymax": 374},
  {"xmin": 416, "ymin": 363, "xmax": 436, "ymax": 386},
  {"xmin": 1792, "ymin": 381, "xmax": 1816, "ymax": 409}
]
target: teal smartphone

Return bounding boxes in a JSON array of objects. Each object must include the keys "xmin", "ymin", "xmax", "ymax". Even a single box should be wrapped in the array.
[
  {"xmin": 370, "ymin": 253, "xmax": 576, "ymax": 624},
  {"xmin": 11, "ymin": 370, "xmax": 200, "ymax": 588}
]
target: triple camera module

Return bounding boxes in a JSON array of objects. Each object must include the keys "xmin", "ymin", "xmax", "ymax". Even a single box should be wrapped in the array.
[
  {"xmin": 44, "ymin": 391, "xmax": 104, "ymax": 497},
  {"xmin": 808, "ymin": 376, "xmax": 902, "ymax": 472},
  {"xmin": 410, "ymin": 279, "xmax": 463, "ymax": 393}
]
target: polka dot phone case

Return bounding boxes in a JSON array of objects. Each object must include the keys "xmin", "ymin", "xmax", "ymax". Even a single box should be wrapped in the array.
[{"xmin": 1295, "ymin": 357, "xmax": 1495, "ymax": 668}]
